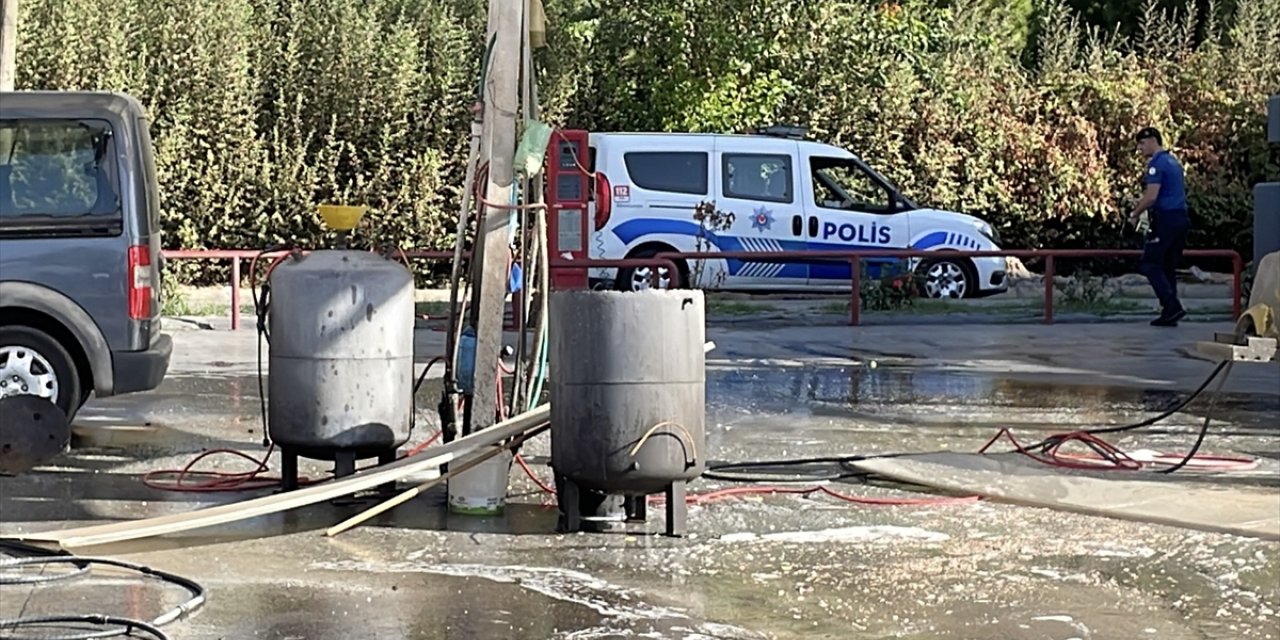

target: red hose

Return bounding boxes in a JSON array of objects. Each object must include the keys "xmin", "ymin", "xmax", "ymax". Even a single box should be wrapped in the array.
[
  {"xmin": 142, "ymin": 444, "xmax": 318, "ymax": 492},
  {"xmin": 979, "ymin": 427, "xmax": 1257, "ymax": 472},
  {"xmin": 652, "ymin": 485, "xmax": 980, "ymax": 507}
]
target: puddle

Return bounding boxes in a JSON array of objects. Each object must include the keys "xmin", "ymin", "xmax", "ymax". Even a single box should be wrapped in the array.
[
  {"xmin": 718, "ymin": 525, "xmax": 950, "ymax": 544},
  {"xmin": 708, "ymin": 365, "xmax": 1280, "ymax": 434},
  {"xmin": 7, "ymin": 362, "xmax": 1276, "ymax": 640},
  {"xmin": 305, "ymin": 560, "xmax": 767, "ymax": 640}
]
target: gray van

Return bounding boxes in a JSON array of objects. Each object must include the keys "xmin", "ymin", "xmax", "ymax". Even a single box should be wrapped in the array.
[{"xmin": 0, "ymin": 91, "xmax": 171, "ymax": 421}]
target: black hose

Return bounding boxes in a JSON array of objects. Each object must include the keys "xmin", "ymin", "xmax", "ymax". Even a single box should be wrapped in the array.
[
  {"xmin": 250, "ymin": 248, "xmax": 290, "ymax": 448},
  {"xmin": 704, "ymin": 455, "xmax": 880, "ymax": 483},
  {"xmin": 1159, "ymin": 361, "xmax": 1235, "ymax": 474},
  {"xmin": 0, "ymin": 614, "xmax": 169, "ymax": 640},
  {"xmin": 0, "ymin": 560, "xmax": 89, "ymax": 586},
  {"xmin": 1023, "ymin": 359, "xmax": 1231, "ymax": 454},
  {"xmin": 409, "ymin": 357, "xmax": 445, "ymax": 434},
  {"xmin": 705, "ymin": 360, "xmax": 1235, "ymax": 482},
  {"xmin": 413, "ymin": 357, "xmax": 445, "ymax": 396},
  {"xmin": 0, "ymin": 548, "xmax": 205, "ymax": 640}
]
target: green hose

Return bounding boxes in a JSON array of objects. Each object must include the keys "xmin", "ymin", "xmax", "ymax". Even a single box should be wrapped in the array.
[{"xmin": 527, "ymin": 327, "xmax": 548, "ymax": 412}]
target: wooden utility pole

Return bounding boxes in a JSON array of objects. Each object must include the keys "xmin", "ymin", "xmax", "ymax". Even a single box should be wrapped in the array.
[
  {"xmin": 465, "ymin": 0, "xmax": 525, "ymax": 435},
  {"xmin": 0, "ymin": 0, "xmax": 16, "ymax": 166},
  {"xmin": 0, "ymin": 0, "xmax": 16, "ymax": 92}
]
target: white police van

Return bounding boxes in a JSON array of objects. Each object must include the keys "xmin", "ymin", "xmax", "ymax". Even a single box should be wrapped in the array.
[{"xmin": 586, "ymin": 126, "xmax": 1008, "ymax": 298}]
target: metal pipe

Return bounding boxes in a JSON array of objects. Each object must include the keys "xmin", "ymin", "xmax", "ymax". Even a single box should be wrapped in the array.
[
  {"xmin": 520, "ymin": 42, "xmax": 547, "ymax": 413},
  {"xmin": 1232, "ymin": 252, "xmax": 1243, "ymax": 319},
  {"xmin": 1043, "ymin": 256, "xmax": 1055, "ymax": 325},
  {"xmin": 230, "ymin": 257, "xmax": 241, "ymax": 331},
  {"xmin": 849, "ymin": 256, "xmax": 861, "ymax": 326},
  {"xmin": 511, "ymin": 33, "xmax": 532, "ymax": 414},
  {"xmin": 447, "ymin": 119, "xmax": 485, "ymax": 393}
]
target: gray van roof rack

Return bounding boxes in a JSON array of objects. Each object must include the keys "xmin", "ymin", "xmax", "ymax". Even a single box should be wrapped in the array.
[{"xmin": 755, "ymin": 125, "xmax": 808, "ymax": 140}]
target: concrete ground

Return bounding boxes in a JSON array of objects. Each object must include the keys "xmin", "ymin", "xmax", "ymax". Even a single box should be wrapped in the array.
[{"xmin": 2, "ymin": 314, "xmax": 1278, "ymax": 640}]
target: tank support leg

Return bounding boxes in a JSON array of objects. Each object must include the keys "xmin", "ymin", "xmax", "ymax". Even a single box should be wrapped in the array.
[
  {"xmin": 625, "ymin": 495, "xmax": 647, "ymax": 523},
  {"xmin": 665, "ymin": 482, "xmax": 686, "ymax": 538},
  {"xmin": 280, "ymin": 449, "xmax": 299, "ymax": 492},
  {"xmin": 334, "ymin": 451, "xmax": 357, "ymax": 479},
  {"xmin": 377, "ymin": 449, "xmax": 399, "ymax": 493},
  {"xmin": 561, "ymin": 478, "xmax": 581, "ymax": 533}
]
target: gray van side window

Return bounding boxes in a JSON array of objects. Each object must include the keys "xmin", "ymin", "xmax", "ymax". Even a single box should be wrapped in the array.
[
  {"xmin": 623, "ymin": 152, "xmax": 708, "ymax": 195},
  {"xmin": 0, "ymin": 118, "xmax": 121, "ymax": 222},
  {"xmin": 723, "ymin": 153, "xmax": 792, "ymax": 204}
]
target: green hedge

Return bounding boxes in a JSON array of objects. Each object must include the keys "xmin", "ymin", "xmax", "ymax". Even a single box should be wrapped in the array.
[{"xmin": 14, "ymin": 0, "xmax": 1279, "ymax": 281}]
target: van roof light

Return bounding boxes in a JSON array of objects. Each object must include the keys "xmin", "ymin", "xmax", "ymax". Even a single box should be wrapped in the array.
[{"xmin": 756, "ymin": 124, "xmax": 808, "ymax": 139}]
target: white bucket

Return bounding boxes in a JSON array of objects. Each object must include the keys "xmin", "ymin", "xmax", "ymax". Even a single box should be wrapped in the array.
[{"xmin": 447, "ymin": 450, "xmax": 513, "ymax": 515}]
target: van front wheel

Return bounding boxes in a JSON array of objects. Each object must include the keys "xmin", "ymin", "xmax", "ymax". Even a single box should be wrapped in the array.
[
  {"xmin": 917, "ymin": 256, "xmax": 977, "ymax": 299},
  {"xmin": 0, "ymin": 326, "xmax": 83, "ymax": 421}
]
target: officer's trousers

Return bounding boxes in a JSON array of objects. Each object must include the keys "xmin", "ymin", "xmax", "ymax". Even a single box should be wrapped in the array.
[{"xmin": 1139, "ymin": 212, "xmax": 1190, "ymax": 314}]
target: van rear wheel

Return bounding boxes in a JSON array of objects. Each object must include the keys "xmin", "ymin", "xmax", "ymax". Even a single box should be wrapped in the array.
[
  {"xmin": 615, "ymin": 246, "xmax": 688, "ymax": 292},
  {"xmin": 0, "ymin": 326, "xmax": 83, "ymax": 421}
]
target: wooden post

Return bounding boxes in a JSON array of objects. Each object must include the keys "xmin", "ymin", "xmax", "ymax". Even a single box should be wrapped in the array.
[
  {"xmin": 465, "ymin": 0, "xmax": 524, "ymax": 435},
  {"xmin": 0, "ymin": 0, "xmax": 15, "ymax": 93},
  {"xmin": 0, "ymin": 0, "xmax": 17, "ymax": 165}
]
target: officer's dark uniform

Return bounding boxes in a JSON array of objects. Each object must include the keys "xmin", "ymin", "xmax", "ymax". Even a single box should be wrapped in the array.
[{"xmin": 1139, "ymin": 145, "xmax": 1190, "ymax": 321}]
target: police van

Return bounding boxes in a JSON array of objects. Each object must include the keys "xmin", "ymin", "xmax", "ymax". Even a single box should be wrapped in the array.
[{"xmin": 584, "ymin": 126, "xmax": 1009, "ymax": 299}]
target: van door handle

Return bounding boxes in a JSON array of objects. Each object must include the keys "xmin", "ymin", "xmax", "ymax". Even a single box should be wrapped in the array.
[
  {"xmin": 791, "ymin": 215, "xmax": 802, "ymax": 236},
  {"xmin": 808, "ymin": 216, "xmax": 818, "ymax": 238}
]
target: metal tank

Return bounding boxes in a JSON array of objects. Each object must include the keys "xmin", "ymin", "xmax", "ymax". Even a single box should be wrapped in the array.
[
  {"xmin": 549, "ymin": 289, "xmax": 706, "ymax": 536},
  {"xmin": 267, "ymin": 250, "xmax": 414, "ymax": 486}
]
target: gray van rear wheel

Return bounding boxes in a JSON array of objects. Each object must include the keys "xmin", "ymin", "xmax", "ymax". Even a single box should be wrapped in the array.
[{"xmin": 0, "ymin": 326, "xmax": 83, "ymax": 421}]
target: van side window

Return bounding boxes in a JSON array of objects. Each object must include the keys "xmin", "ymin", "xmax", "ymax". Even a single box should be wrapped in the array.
[
  {"xmin": 723, "ymin": 153, "xmax": 792, "ymax": 203},
  {"xmin": 623, "ymin": 152, "xmax": 708, "ymax": 195},
  {"xmin": 810, "ymin": 157, "xmax": 891, "ymax": 213},
  {"xmin": 0, "ymin": 119, "xmax": 121, "ymax": 224}
]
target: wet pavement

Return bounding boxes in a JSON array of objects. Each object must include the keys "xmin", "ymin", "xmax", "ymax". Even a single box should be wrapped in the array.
[{"xmin": 1, "ymin": 320, "xmax": 1278, "ymax": 639}]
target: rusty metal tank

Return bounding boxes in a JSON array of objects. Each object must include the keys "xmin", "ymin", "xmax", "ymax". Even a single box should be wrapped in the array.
[{"xmin": 548, "ymin": 289, "xmax": 706, "ymax": 495}]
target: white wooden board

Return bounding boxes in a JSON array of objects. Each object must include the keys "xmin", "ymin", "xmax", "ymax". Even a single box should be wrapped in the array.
[{"xmin": 852, "ymin": 452, "xmax": 1280, "ymax": 540}]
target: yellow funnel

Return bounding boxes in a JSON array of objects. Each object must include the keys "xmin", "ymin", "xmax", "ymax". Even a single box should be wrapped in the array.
[{"xmin": 317, "ymin": 204, "xmax": 367, "ymax": 232}]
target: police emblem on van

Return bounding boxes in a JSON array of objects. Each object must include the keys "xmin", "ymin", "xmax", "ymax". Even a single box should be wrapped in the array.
[{"xmin": 751, "ymin": 206, "xmax": 775, "ymax": 232}]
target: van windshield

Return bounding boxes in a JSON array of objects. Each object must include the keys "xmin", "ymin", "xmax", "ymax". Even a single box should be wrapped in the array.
[{"xmin": 0, "ymin": 118, "xmax": 122, "ymax": 233}]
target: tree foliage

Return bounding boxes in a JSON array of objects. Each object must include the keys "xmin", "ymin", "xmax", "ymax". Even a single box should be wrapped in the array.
[{"xmin": 13, "ymin": 0, "xmax": 1279, "ymax": 281}]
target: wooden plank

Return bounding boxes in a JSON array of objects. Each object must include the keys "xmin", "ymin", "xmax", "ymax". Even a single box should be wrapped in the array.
[
  {"xmin": 3, "ymin": 405, "xmax": 550, "ymax": 550},
  {"xmin": 851, "ymin": 452, "xmax": 1280, "ymax": 541}
]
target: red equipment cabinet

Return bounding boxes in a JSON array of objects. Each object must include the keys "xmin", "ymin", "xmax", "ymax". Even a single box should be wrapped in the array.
[{"xmin": 545, "ymin": 129, "xmax": 609, "ymax": 290}]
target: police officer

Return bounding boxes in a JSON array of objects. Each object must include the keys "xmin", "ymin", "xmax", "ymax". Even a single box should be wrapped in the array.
[{"xmin": 1128, "ymin": 126, "xmax": 1190, "ymax": 327}]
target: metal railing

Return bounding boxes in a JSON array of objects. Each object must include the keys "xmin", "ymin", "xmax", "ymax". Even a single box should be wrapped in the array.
[
  {"xmin": 548, "ymin": 257, "xmax": 682, "ymax": 290},
  {"xmin": 161, "ymin": 248, "xmax": 457, "ymax": 330},
  {"xmin": 647, "ymin": 249, "xmax": 1243, "ymax": 326},
  {"xmin": 163, "ymin": 248, "xmax": 1243, "ymax": 329}
]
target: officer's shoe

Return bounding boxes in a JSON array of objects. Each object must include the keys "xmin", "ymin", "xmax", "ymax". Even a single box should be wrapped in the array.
[{"xmin": 1151, "ymin": 305, "xmax": 1187, "ymax": 327}]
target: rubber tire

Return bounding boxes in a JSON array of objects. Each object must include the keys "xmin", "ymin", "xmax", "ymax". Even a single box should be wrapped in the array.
[
  {"xmin": 0, "ymin": 326, "xmax": 84, "ymax": 422},
  {"xmin": 614, "ymin": 246, "xmax": 688, "ymax": 292},
  {"xmin": 916, "ymin": 255, "xmax": 979, "ymax": 300}
]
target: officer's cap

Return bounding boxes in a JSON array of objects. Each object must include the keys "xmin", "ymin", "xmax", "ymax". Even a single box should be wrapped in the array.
[{"xmin": 1134, "ymin": 126, "xmax": 1163, "ymax": 145}]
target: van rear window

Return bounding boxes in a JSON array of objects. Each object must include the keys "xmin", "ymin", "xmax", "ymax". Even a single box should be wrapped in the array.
[
  {"xmin": 623, "ymin": 152, "xmax": 708, "ymax": 195},
  {"xmin": 0, "ymin": 118, "xmax": 122, "ymax": 232}
]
